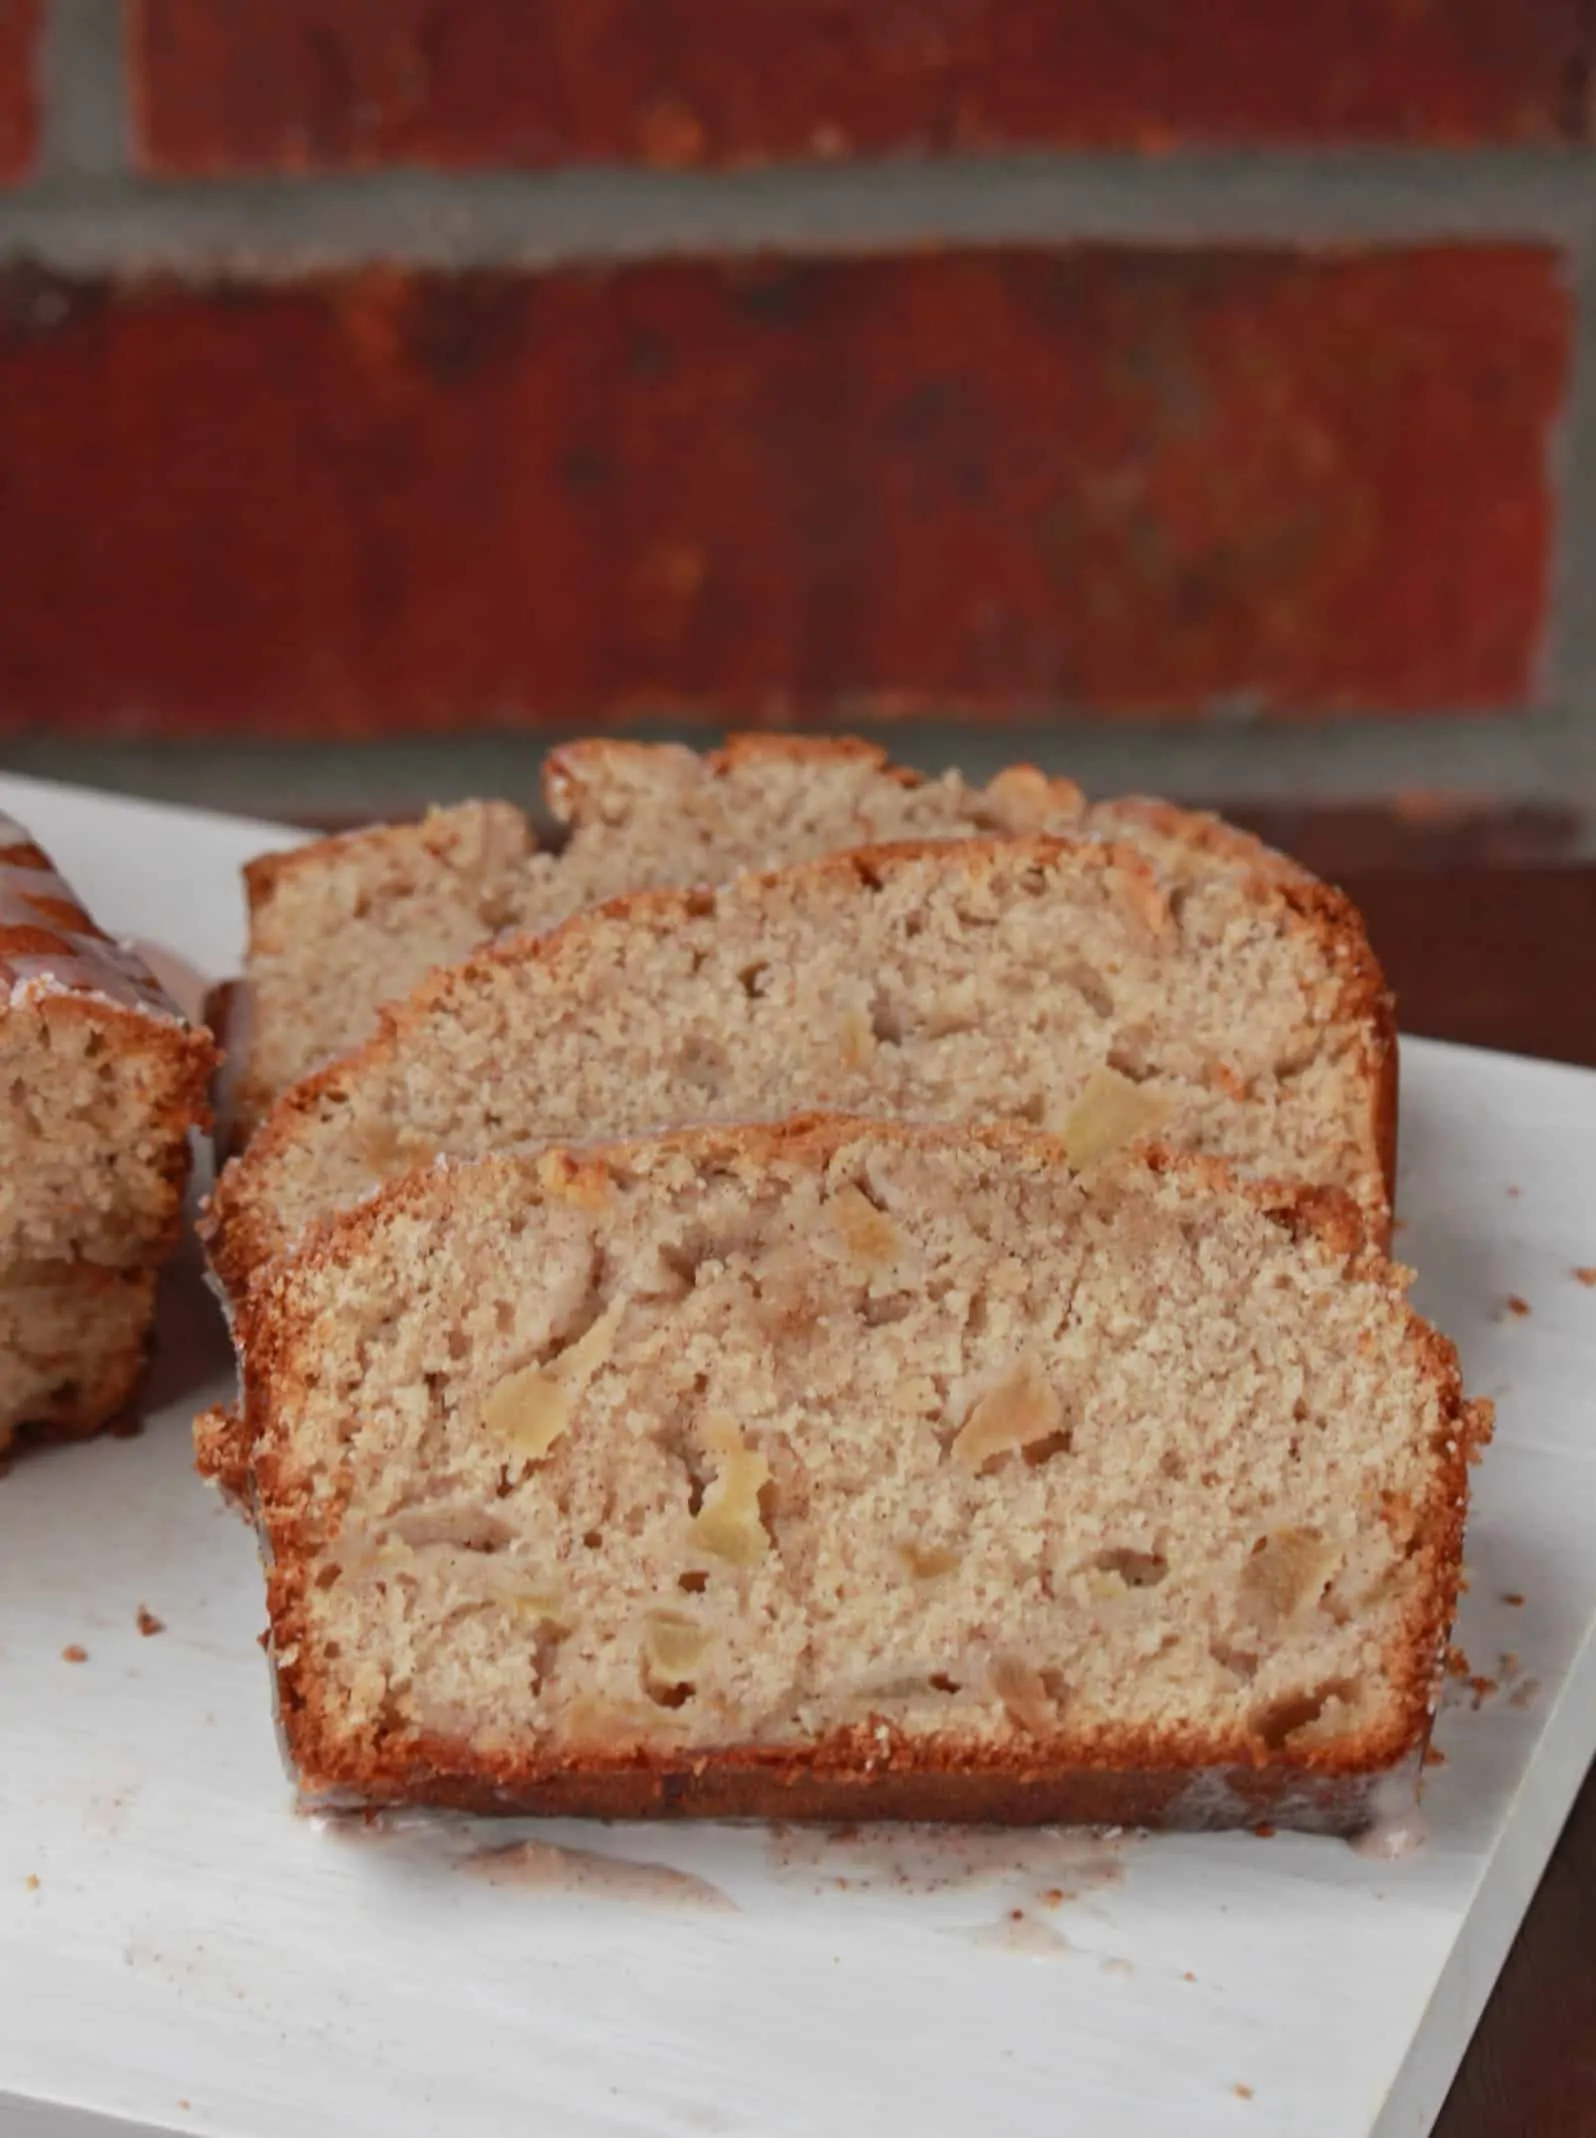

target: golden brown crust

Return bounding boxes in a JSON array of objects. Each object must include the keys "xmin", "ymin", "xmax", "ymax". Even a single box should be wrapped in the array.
[
  {"xmin": 1092, "ymin": 795, "xmax": 1308, "ymax": 885},
  {"xmin": 293, "ymin": 1749, "xmax": 1395, "ymax": 1833},
  {"xmin": 206, "ymin": 828, "xmax": 1393, "ymax": 1300},
  {"xmin": 1267, "ymin": 871, "xmax": 1399, "ymax": 1245},
  {"xmin": 542, "ymin": 731, "xmax": 924, "ymax": 822},
  {"xmin": 237, "ymin": 1116, "xmax": 1467, "ymax": 1827}
]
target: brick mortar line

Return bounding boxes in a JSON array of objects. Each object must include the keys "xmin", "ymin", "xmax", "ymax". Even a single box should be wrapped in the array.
[
  {"xmin": 3, "ymin": 152, "xmax": 1596, "ymax": 272},
  {"xmin": 37, "ymin": 0, "xmax": 127, "ymax": 180}
]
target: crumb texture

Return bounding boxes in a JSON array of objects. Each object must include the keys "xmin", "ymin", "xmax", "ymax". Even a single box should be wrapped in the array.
[
  {"xmin": 247, "ymin": 1121, "xmax": 1469, "ymax": 1818},
  {"xmin": 214, "ymin": 832, "xmax": 1389, "ymax": 1289},
  {"xmin": 230, "ymin": 735, "xmax": 1302, "ymax": 1134}
]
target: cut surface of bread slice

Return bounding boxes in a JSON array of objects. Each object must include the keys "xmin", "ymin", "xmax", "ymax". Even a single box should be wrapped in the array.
[
  {"xmin": 0, "ymin": 1263, "xmax": 157, "ymax": 1455},
  {"xmin": 208, "ymin": 833, "xmax": 1394, "ymax": 1318},
  {"xmin": 0, "ymin": 811, "xmax": 215, "ymax": 1447},
  {"xmin": 238, "ymin": 1118, "xmax": 1482, "ymax": 1827},
  {"xmin": 224, "ymin": 734, "xmax": 1305, "ymax": 1141}
]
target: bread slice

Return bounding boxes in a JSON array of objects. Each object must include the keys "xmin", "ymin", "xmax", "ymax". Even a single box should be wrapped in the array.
[
  {"xmin": 0, "ymin": 1264, "xmax": 158, "ymax": 1451},
  {"xmin": 0, "ymin": 810, "xmax": 215, "ymax": 1449},
  {"xmin": 206, "ymin": 834, "xmax": 1394, "ymax": 1321},
  {"xmin": 223, "ymin": 734, "xmax": 1303, "ymax": 1143},
  {"xmin": 236, "ymin": 1116, "xmax": 1483, "ymax": 1827}
]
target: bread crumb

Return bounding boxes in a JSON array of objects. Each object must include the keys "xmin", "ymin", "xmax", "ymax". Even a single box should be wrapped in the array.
[
  {"xmin": 1038, "ymin": 1887, "xmax": 1065, "ymax": 1909},
  {"xmin": 1506, "ymin": 1185, "xmax": 1521, "ymax": 1198},
  {"xmin": 1509, "ymin": 1677, "xmax": 1542, "ymax": 1709},
  {"xmin": 1424, "ymin": 1743, "xmax": 1447, "ymax": 1768},
  {"xmin": 1182, "ymin": 1970, "xmax": 1197, "ymax": 1982},
  {"xmin": 1575, "ymin": 1267, "xmax": 1596, "ymax": 1288},
  {"xmin": 136, "ymin": 1605, "xmax": 165, "ymax": 1637},
  {"xmin": 1503, "ymin": 1295, "xmax": 1531, "ymax": 1319},
  {"xmin": 1252, "ymin": 1823, "xmax": 1276, "ymax": 1839},
  {"xmin": 61, "ymin": 1644, "xmax": 87, "ymax": 1664},
  {"xmin": 1501, "ymin": 1592, "xmax": 1525, "ymax": 1607},
  {"xmin": 23, "ymin": 1874, "xmax": 39, "ymax": 1892},
  {"xmin": 1468, "ymin": 1674, "xmax": 1498, "ymax": 1710},
  {"xmin": 1235, "ymin": 2083, "xmax": 1255, "ymax": 2101}
]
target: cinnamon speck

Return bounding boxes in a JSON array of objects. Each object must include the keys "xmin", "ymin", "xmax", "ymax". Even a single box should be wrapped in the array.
[
  {"xmin": 1235, "ymin": 2083, "xmax": 1254, "ymax": 2101},
  {"xmin": 1252, "ymin": 1823, "xmax": 1276, "ymax": 1839},
  {"xmin": 1506, "ymin": 1186, "xmax": 1521, "ymax": 1198},
  {"xmin": 1468, "ymin": 1674, "xmax": 1499, "ymax": 1711},
  {"xmin": 1009, "ymin": 1907, "xmax": 1024, "ymax": 1922},
  {"xmin": 1502, "ymin": 1592, "xmax": 1525, "ymax": 1607},
  {"xmin": 136, "ymin": 1606, "xmax": 164, "ymax": 1638},
  {"xmin": 1183, "ymin": 1970, "xmax": 1197, "ymax": 1982},
  {"xmin": 61, "ymin": 1644, "xmax": 87, "ymax": 1664},
  {"xmin": 1575, "ymin": 1267, "xmax": 1596, "ymax": 1288},
  {"xmin": 1038, "ymin": 1888, "xmax": 1064, "ymax": 1909},
  {"xmin": 23, "ymin": 1874, "xmax": 38, "ymax": 1892},
  {"xmin": 1503, "ymin": 1295, "xmax": 1531, "ymax": 1319}
]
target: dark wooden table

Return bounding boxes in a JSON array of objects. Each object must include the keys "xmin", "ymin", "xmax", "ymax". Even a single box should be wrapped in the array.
[{"xmin": 1344, "ymin": 866, "xmax": 1596, "ymax": 2138}]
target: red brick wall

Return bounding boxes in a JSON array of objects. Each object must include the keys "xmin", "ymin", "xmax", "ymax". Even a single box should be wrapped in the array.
[
  {"xmin": 0, "ymin": 250, "xmax": 1569, "ymax": 738},
  {"xmin": 129, "ymin": 1, "xmax": 1590, "ymax": 171},
  {"xmin": 0, "ymin": 5, "xmax": 1588, "ymax": 738},
  {"xmin": 0, "ymin": 0, "xmax": 39, "ymax": 182}
]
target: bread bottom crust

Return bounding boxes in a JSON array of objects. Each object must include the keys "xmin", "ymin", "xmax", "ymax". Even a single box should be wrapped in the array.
[{"xmin": 296, "ymin": 1742, "xmax": 1417, "ymax": 1836}]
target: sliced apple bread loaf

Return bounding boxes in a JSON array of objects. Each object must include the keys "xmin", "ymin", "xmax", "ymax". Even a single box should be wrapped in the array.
[
  {"xmin": 223, "ymin": 734, "xmax": 1303, "ymax": 1143},
  {"xmin": 235, "ymin": 1117, "xmax": 1482, "ymax": 1827},
  {"xmin": 206, "ymin": 833, "xmax": 1394, "ymax": 1319}
]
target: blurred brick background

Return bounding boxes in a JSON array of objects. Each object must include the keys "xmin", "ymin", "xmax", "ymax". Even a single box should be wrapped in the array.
[{"xmin": 0, "ymin": 1, "xmax": 1594, "ymax": 844}]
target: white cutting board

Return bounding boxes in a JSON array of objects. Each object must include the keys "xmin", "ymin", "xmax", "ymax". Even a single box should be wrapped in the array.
[{"xmin": 0, "ymin": 770, "xmax": 1593, "ymax": 2138}]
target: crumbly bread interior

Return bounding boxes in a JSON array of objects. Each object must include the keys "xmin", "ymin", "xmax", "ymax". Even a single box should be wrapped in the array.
[
  {"xmin": 0, "ymin": 997, "xmax": 200, "ymax": 1266},
  {"xmin": 0, "ymin": 1262, "xmax": 155, "ymax": 1451},
  {"xmin": 249, "ymin": 1122, "xmax": 1471, "ymax": 1803},
  {"xmin": 233, "ymin": 737, "xmax": 1297, "ymax": 1132},
  {"xmin": 214, "ymin": 835, "xmax": 1388, "ymax": 1290},
  {"xmin": 238, "ymin": 802, "xmax": 538, "ymax": 1143}
]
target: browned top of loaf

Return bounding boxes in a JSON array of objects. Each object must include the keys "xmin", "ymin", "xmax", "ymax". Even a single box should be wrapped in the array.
[
  {"xmin": 239, "ymin": 730, "xmax": 1303, "ymax": 921},
  {"xmin": 240, "ymin": 1116, "xmax": 1488, "ymax": 1808}
]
